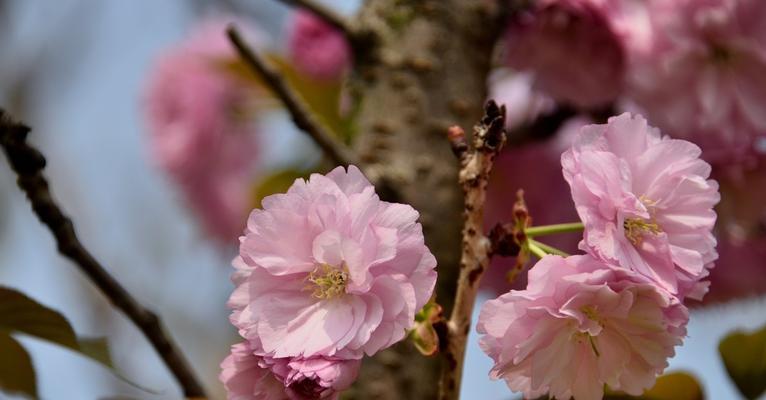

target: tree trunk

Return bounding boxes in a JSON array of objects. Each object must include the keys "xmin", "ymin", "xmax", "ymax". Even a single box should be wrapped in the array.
[{"xmin": 345, "ymin": 1, "xmax": 505, "ymax": 398}]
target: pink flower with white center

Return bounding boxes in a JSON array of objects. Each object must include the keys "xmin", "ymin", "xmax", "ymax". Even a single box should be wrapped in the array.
[
  {"xmin": 228, "ymin": 165, "xmax": 437, "ymax": 360},
  {"xmin": 505, "ymin": 0, "xmax": 625, "ymax": 109},
  {"xmin": 477, "ymin": 254, "xmax": 688, "ymax": 400},
  {"xmin": 220, "ymin": 342, "xmax": 360, "ymax": 400},
  {"xmin": 562, "ymin": 113, "xmax": 720, "ymax": 299},
  {"xmin": 144, "ymin": 18, "xmax": 263, "ymax": 242},
  {"xmin": 627, "ymin": 0, "xmax": 766, "ymax": 170},
  {"xmin": 287, "ymin": 10, "xmax": 351, "ymax": 81}
]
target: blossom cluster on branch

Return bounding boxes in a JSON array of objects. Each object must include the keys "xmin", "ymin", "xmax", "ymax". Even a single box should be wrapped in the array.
[
  {"xmin": 487, "ymin": 0, "xmax": 766, "ymax": 303},
  {"xmin": 478, "ymin": 114, "xmax": 719, "ymax": 400},
  {"xmin": 130, "ymin": 0, "xmax": 761, "ymax": 398}
]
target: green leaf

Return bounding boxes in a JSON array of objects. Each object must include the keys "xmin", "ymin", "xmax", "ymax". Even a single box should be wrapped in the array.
[
  {"xmin": 642, "ymin": 372, "xmax": 704, "ymax": 400},
  {"xmin": 605, "ymin": 371, "xmax": 704, "ymax": 400},
  {"xmin": 0, "ymin": 287, "xmax": 113, "ymax": 367},
  {"xmin": 77, "ymin": 337, "xmax": 113, "ymax": 368},
  {"xmin": 0, "ymin": 287, "xmax": 79, "ymax": 350},
  {"xmin": 0, "ymin": 333, "xmax": 37, "ymax": 399},
  {"xmin": 268, "ymin": 55, "xmax": 354, "ymax": 142},
  {"xmin": 0, "ymin": 287, "xmax": 154, "ymax": 394},
  {"xmin": 719, "ymin": 323, "xmax": 766, "ymax": 400}
]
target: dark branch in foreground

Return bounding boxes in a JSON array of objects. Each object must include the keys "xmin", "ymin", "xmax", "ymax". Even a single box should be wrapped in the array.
[
  {"xmin": 274, "ymin": 0, "xmax": 354, "ymax": 39},
  {"xmin": 227, "ymin": 26, "xmax": 361, "ymax": 169},
  {"xmin": 0, "ymin": 110, "xmax": 206, "ymax": 399}
]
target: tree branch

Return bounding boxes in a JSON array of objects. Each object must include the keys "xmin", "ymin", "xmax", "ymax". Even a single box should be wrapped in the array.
[
  {"xmin": 226, "ymin": 26, "xmax": 361, "ymax": 169},
  {"xmin": 0, "ymin": 110, "xmax": 207, "ymax": 399},
  {"xmin": 274, "ymin": 0, "xmax": 355, "ymax": 40},
  {"xmin": 439, "ymin": 101, "xmax": 507, "ymax": 400}
]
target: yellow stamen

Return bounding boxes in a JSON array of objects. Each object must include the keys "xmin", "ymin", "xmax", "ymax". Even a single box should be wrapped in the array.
[
  {"xmin": 306, "ymin": 264, "xmax": 348, "ymax": 299},
  {"xmin": 623, "ymin": 195, "xmax": 662, "ymax": 245},
  {"xmin": 581, "ymin": 305, "xmax": 603, "ymax": 324},
  {"xmin": 624, "ymin": 218, "xmax": 662, "ymax": 245}
]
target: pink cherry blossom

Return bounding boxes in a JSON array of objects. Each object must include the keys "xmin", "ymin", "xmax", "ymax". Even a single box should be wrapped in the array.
[
  {"xmin": 144, "ymin": 18, "xmax": 262, "ymax": 242},
  {"xmin": 562, "ymin": 113, "xmax": 720, "ymax": 299},
  {"xmin": 287, "ymin": 10, "xmax": 351, "ymax": 81},
  {"xmin": 266, "ymin": 356, "xmax": 361, "ymax": 399},
  {"xmin": 504, "ymin": 0, "xmax": 625, "ymax": 109},
  {"xmin": 220, "ymin": 342, "xmax": 288, "ymax": 400},
  {"xmin": 228, "ymin": 165, "xmax": 437, "ymax": 360},
  {"xmin": 220, "ymin": 342, "xmax": 360, "ymax": 400},
  {"xmin": 627, "ymin": 0, "xmax": 766, "ymax": 170},
  {"xmin": 477, "ymin": 254, "xmax": 688, "ymax": 400}
]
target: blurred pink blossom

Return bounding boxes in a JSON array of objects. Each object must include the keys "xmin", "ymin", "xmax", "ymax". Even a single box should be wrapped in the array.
[
  {"xmin": 144, "ymin": 18, "xmax": 263, "ymax": 242},
  {"xmin": 562, "ymin": 113, "xmax": 719, "ymax": 299},
  {"xmin": 705, "ymin": 229, "xmax": 766, "ymax": 304},
  {"xmin": 487, "ymin": 69, "xmax": 555, "ymax": 129},
  {"xmin": 627, "ymin": 0, "xmax": 766, "ymax": 170},
  {"xmin": 220, "ymin": 342, "xmax": 360, "ymax": 400},
  {"xmin": 478, "ymin": 254, "xmax": 688, "ymax": 400},
  {"xmin": 703, "ymin": 169, "xmax": 766, "ymax": 303},
  {"xmin": 504, "ymin": 0, "xmax": 625, "ymax": 109},
  {"xmin": 228, "ymin": 166, "xmax": 436, "ymax": 363},
  {"xmin": 287, "ymin": 10, "xmax": 351, "ymax": 81}
]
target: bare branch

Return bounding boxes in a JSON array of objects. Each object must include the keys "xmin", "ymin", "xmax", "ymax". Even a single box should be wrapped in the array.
[
  {"xmin": 439, "ymin": 101, "xmax": 508, "ymax": 400},
  {"xmin": 0, "ymin": 110, "xmax": 207, "ymax": 399},
  {"xmin": 226, "ymin": 26, "xmax": 361, "ymax": 169},
  {"xmin": 274, "ymin": 0, "xmax": 354, "ymax": 39}
]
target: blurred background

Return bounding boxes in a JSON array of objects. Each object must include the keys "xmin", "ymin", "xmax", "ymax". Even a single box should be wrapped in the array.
[{"xmin": 0, "ymin": 1, "xmax": 764, "ymax": 399}]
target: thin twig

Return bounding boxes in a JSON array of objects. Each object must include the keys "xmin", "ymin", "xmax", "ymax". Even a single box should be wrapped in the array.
[
  {"xmin": 529, "ymin": 239, "xmax": 569, "ymax": 257},
  {"xmin": 274, "ymin": 0, "xmax": 354, "ymax": 39},
  {"xmin": 226, "ymin": 26, "xmax": 360, "ymax": 168},
  {"xmin": 525, "ymin": 222, "xmax": 584, "ymax": 237},
  {"xmin": 439, "ymin": 101, "xmax": 507, "ymax": 400},
  {"xmin": 0, "ymin": 111, "xmax": 206, "ymax": 399},
  {"xmin": 526, "ymin": 240, "xmax": 548, "ymax": 259}
]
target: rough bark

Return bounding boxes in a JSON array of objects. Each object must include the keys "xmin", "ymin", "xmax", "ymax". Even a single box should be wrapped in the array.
[{"xmin": 345, "ymin": 1, "xmax": 506, "ymax": 398}]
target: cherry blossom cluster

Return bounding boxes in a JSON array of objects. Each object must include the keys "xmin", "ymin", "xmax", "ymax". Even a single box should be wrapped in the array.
[
  {"xmin": 499, "ymin": 0, "xmax": 766, "ymax": 171},
  {"xmin": 220, "ymin": 166, "xmax": 437, "ymax": 399},
  {"xmin": 487, "ymin": 0, "xmax": 764, "ymax": 302},
  {"xmin": 478, "ymin": 113, "xmax": 720, "ymax": 400}
]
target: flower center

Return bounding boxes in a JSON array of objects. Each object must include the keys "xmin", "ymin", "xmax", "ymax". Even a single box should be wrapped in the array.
[
  {"xmin": 306, "ymin": 264, "xmax": 348, "ymax": 299},
  {"xmin": 623, "ymin": 218, "xmax": 662, "ymax": 245},
  {"xmin": 623, "ymin": 196, "xmax": 662, "ymax": 246},
  {"xmin": 581, "ymin": 305, "xmax": 603, "ymax": 324},
  {"xmin": 709, "ymin": 42, "xmax": 734, "ymax": 64}
]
